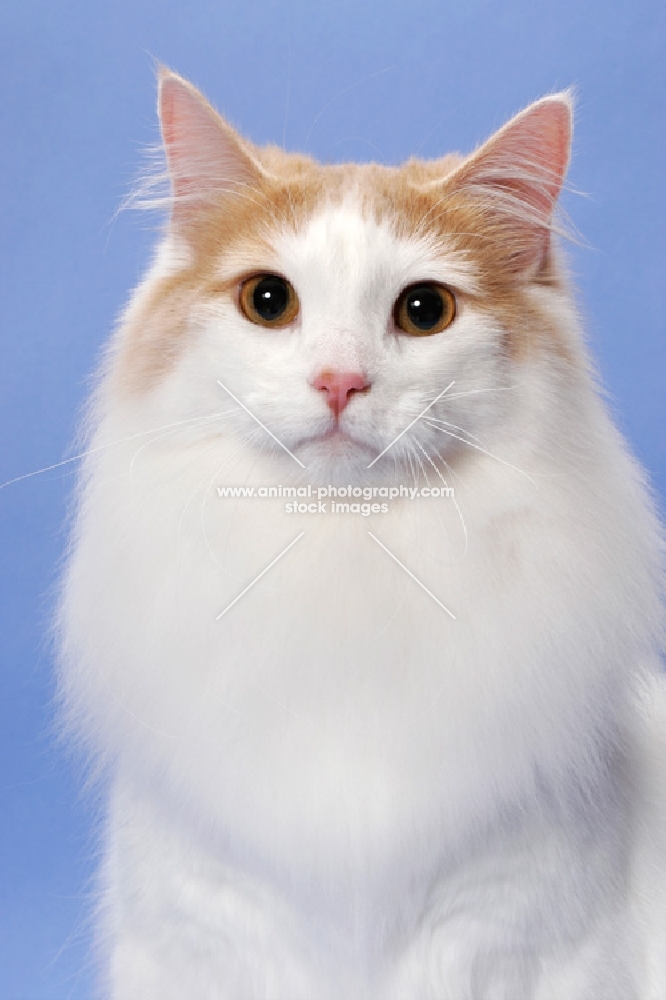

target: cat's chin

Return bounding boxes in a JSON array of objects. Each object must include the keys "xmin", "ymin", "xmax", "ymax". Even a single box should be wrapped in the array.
[{"xmin": 296, "ymin": 428, "xmax": 376, "ymax": 481}]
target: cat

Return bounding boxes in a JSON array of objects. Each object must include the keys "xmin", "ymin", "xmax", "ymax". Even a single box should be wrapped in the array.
[{"xmin": 57, "ymin": 69, "xmax": 666, "ymax": 998}]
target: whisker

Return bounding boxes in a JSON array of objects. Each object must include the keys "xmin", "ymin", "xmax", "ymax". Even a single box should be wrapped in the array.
[
  {"xmin": 444, "ymin": 383, "xmax": 524, "ymax": 402},
  {"xmin": 127, "ymin": 409, "xmax": 236, "ymax": 485},
  {"xmin": 411, "ymin": 441, "xmax": 430, "ymax": 486},
  {"xmin": 426, "ymin": 423, "xmax": 537, "ymax": 487},
  {"xmin": 0, "ymin": 409, "xmax": 235, "ymax": 494},
  {"xmin": 424, "ymin": 416, "xmax": 487, "ymax": 450},
  {"xmin": 404, "ymin": 441, "xmax": 419, "ymax": 489},
  {"xmin": 414, "ymin": 439, "xmax": 468, "ymax": 555}
]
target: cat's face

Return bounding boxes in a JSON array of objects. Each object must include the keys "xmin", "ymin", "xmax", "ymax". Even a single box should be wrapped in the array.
[
  {"xmin": 164, "ymin": 191, "xmax": 506, "ymax": 484},
  {"xmin": 114, "ymin": 73, "xmax": 573, "ymax": 484}
]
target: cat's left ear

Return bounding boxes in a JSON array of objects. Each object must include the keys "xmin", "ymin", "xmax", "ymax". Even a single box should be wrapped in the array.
[
  {"xmin": 445, "ymin": 92, "xmax": 573, "ymax": 276},
  {"xmin": 158, "ymin": 69, "xmax": 265, "ymax": 238}
]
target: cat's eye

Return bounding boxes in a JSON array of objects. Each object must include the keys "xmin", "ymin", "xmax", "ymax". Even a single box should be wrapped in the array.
[
  {"xmin": 394, "ymin": 283, "xmax": 456, "ymax": 337},
  {"xmin": 238, "ymin": 274, "xmax": 299, "ymax": 328}
]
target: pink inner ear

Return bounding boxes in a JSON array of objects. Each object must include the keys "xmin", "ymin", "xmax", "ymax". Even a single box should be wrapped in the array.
[
  {"xmin": 489, "ymin": 99, "xmax": 572, "ymax": 217},
  {"xmin": 158, "ymin": 72, "xmax": 260, "ymax": 223},
  {"xmin": 450, "ymin": 94, "xmax": 572, "ymax": 273}
]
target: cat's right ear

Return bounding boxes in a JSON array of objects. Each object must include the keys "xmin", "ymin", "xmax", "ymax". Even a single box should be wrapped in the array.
[{"xmin": 158, "ymin": 70, "xmax": 263, "ymax": 238}]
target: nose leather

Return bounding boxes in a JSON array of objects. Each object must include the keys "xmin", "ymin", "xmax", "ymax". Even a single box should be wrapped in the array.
[{"xmin": 312, "ymin": 370, "xmax": 371, "ymax": 417}]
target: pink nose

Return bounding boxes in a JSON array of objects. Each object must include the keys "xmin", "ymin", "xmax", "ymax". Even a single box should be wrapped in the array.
[{"xmin": 312, "ymin": 370, "xmax": 371, "ymax": 417}]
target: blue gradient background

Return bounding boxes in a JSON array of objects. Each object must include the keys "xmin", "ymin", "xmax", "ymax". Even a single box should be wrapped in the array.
[{"xmin": 1, "ymin": 2, "xmax": 664, "ymax": 997}]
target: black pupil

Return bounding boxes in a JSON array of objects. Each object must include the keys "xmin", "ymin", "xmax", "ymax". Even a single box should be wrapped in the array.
[
  {"xmin": 253, "ymin": 276, "xmax": 289, "ymax": 321},
  {"xmin": 406, "ymin": 286, "xmax": 444, "ymax": 330}
]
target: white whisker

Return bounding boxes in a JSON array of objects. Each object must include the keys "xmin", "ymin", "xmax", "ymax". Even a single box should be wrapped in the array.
[
  {"xmin": 427, "ymin": 382, "xmax": 524, "ymax": 404},
  {"xmin": 414, "ymin": 438, "xmax": 468, "ymax": 555},
  {"xmin": 0, "ymin": 410, "xmax": 234, "ymax": 494},
  {"xmin": 127, "ymin": 409, "xmax": 236, "ymax": 485},
  {"xmin": 410, "ymin": 439, "xmax": 430, "ymax": 486},
  {"xmin": 424, "ymin": 415, "xmax": 487, "ymax": 450},
  {"xmin": 367, "ymin": 381, "xmax": 455, "ymax": 469},
  {"xmin": 426, "ymin": 423, "xmax": 537, "ymax": 487}
]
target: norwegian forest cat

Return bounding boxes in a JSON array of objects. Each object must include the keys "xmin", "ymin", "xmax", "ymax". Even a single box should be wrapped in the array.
[{"xmin": 58, "ymin": 70, "xmax": 666, "ymax": 998}]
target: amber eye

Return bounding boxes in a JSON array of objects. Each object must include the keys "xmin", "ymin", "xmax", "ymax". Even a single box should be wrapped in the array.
[
  {"xmin": 238, "ymin": 274, "xmax": 299, "ymax": 328},
  {"xmin": 394, "ymin": 283, "xmax": 456, "ymax": 336}
]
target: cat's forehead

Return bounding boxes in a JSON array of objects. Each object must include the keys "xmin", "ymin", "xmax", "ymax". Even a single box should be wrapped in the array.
[
  {"xmin": 213, "ymin": 152, "xmax": 476, "ymax": 288},
  {"xmin": 255, "ymin": 150, "xmax": 467, "ymax": 236},
  {"xmin": 271, "ymin": 197, "xmax": 478, "ymax": 298}
]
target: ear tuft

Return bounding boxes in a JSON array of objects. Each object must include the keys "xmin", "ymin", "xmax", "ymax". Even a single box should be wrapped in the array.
[
  {"xmin": 157, "ymin": 70, "xmax": 263, "ymax": 235},
  {"xmin": 448, "ymin": 92, "xmax": 573, "ymax": 275}
]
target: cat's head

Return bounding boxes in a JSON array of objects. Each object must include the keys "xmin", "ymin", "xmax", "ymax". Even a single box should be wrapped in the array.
[{"xmin": 112, "ymin": 71, "xmax": 573, "ymax": 484}]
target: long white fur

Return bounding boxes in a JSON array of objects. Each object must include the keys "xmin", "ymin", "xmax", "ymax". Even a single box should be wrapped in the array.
[{"xmin": 58, "ymin": 111, "xmax": 665, "ymax": 997}]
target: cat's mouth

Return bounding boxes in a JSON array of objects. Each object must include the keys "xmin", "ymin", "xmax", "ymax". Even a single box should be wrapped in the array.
[
  {"xmin": 320, "ymin": 427, "xmax": 355, "ymax": 442},
  {"xmin": 301, "ymin": 426, "xmax": 368, "ymax": 448}
]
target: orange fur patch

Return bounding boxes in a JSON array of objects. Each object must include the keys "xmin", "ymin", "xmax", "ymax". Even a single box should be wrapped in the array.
[{"xmin": 115, "ymin": 138, "xmax": 572, "ymax": 395}]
